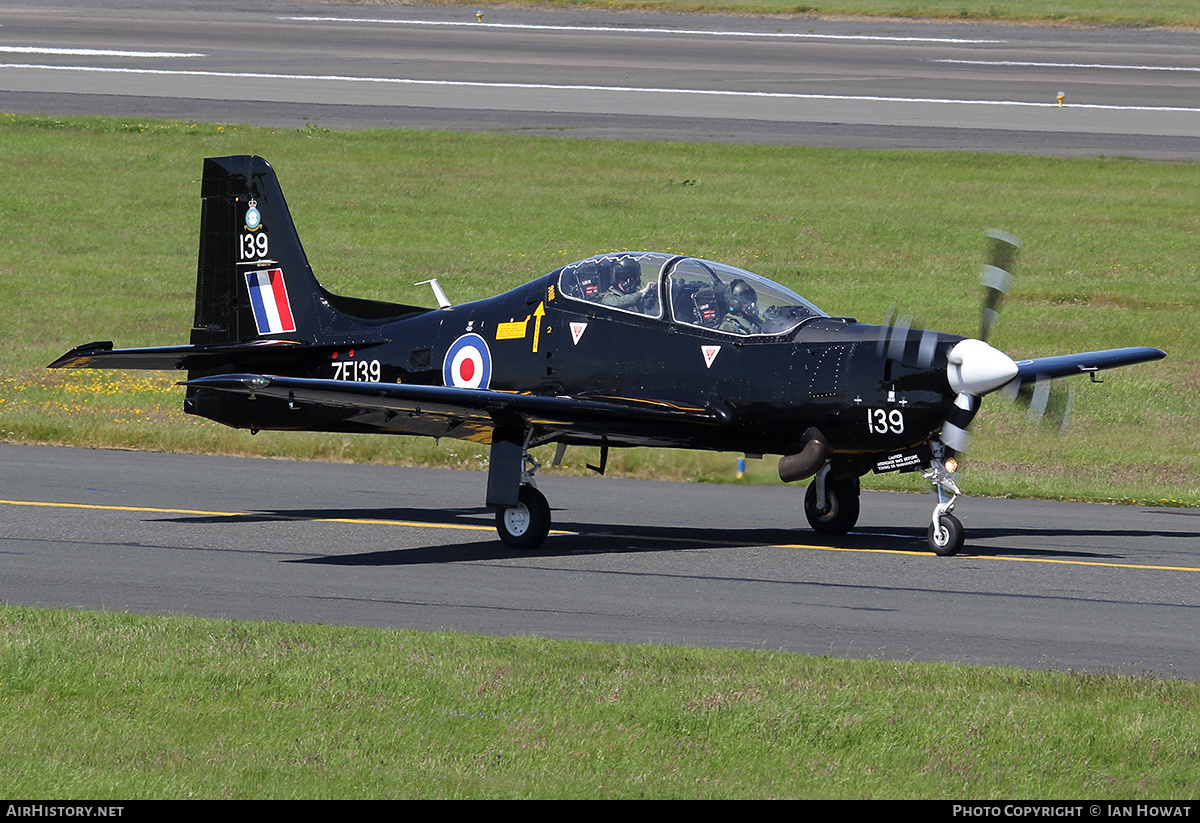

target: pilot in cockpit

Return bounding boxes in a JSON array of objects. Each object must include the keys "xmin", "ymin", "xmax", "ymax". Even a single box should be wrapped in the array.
[
  {"xmin": 600, "ymin": 258, "xmax": 656, "ymax": 313},
  {"xmin": 719, "ymin": 279, "xmax": 763, "ymax": 334}
]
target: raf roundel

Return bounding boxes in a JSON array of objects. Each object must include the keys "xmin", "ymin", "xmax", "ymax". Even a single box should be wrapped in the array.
[{"xmin": 443, "ymin": 333, "xmax": 492, "ymax": 389}]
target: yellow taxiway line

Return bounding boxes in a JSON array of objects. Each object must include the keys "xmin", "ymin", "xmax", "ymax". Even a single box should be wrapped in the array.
[
  {"xmin": 775, "ymin": 542, "xmax": 1200, "ymax": 572},
  {"xmin": 3, "ymin": 498, "xmax": 1196, "ymax": 571},
  {"xmin": 0, "ymin": 498, "xmax": 497, "ymax": 533}
]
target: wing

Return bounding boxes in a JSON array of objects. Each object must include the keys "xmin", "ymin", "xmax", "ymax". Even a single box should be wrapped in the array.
[
  {"xmin": 1012, "ymin": 346, "xmax": 1165, "ymax": 384},
  {"xmin": 182, "ymin": 374, "xmax": 731, "ymax": 447}
]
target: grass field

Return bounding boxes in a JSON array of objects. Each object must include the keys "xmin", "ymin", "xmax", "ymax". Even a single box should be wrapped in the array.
[
  {"xmin": 0, "ymin": 115, "xmax": 1194, "ymax": 505},
  {"xmin": 3, "ymin": 605, "xmax": 1198, "ymax": 799}
]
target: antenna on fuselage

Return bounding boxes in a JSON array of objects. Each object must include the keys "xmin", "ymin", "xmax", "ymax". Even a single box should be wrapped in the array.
[{"xmin": 416, "ymin": 279, "xmax": 452, "ymax": 310}]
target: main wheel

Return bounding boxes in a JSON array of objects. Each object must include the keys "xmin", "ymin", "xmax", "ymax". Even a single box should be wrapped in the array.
[
  {"xmin": 804, "ymin": 476, "xmax": 860, "ymax": 535},
  {"xmin": 928, "ymin": 513, "xmax": 964, "ymax": 556},
  {"xmin": 496, "ymin": 484, "xmax": 551, "ymax": 550}
]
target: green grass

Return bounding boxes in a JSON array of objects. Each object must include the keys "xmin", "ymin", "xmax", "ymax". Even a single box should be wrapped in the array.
[
  {"xmin": 0, "ymin": 114, "xmax": 1193, "ymax": 505},
  {"xmin": 2, "ymin": 605, "xmax": 1198, "ymax": 799},
  {"xmin": 415, "ymin": 0, "xmax": 1200, "ymax": 27}
]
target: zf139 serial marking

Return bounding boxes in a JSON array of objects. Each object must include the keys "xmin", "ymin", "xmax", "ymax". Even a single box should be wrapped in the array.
[{"xmin": 333, "ymin": 359, "xmax": 381, "ymax": 382}]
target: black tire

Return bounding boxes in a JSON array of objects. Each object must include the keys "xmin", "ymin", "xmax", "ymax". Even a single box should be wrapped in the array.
[
  {"xmin": 496, "ymin": 484, "xmax": 551, "ymax": 550},
  {"xmin": 928, "ymin": 513, "xmax": 965, "ymax": 556},
  {"xmin": 804, "ymin": 476, "xmax": 860, "ymax": 535}
]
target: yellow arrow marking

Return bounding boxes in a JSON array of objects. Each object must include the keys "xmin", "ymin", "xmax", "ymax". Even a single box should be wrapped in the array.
[{"xmin": 532, "ymin": 301, "xmax": 546, "ymax": 353}]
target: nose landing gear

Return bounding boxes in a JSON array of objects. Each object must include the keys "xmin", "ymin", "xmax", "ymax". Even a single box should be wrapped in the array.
[{"xmin": 923, "ymin": 443, "xmax": 965, "ymax": 556}]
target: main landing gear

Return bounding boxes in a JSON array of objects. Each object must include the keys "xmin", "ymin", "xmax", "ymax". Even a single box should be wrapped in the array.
[
  {"xmin": 804, "ymin": 466, "xmax": 860, "ymax": 535},
  {"xmin": 496, "ymin": 483, "xmax": 551, "ymax": 550},
  {"xmin": 489, "ymin": 432, "xmax": 552, "ymax": 550}
]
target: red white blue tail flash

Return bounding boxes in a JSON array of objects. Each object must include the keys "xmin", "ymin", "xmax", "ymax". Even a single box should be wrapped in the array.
[{"xmin": 245, "ymin": 269, "xmax": 296, "ymax": 335}]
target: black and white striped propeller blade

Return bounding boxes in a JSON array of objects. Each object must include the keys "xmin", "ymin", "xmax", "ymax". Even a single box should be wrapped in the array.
[
  {"xmin": 877, "ymin": 309, "xmax": 943, "ymax": 372},
  {"xmin": 981, "ymin": 228, "xmax": 1021, "ymax": 343},
  {"xmin": 934, "ymin": 229, "xmax": 1024, "ymax": 457},
  {"xmin": 1001, "ymin": 374, "xmax": 1076, "ymax": 434}
]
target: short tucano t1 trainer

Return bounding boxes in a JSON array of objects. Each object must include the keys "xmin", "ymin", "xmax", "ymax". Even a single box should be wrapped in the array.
[{"xmin": 50, "ymin": 156, "xmax": 1166, "ymax": 555}]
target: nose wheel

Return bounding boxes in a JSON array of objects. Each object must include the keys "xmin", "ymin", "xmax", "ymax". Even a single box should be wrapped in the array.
[{"xmin": 928, "ymin": 512, "xmax": 964, "ymax": 556}]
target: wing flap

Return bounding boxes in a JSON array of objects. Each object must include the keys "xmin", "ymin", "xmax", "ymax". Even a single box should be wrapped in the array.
[{"xmin": 182, "ymin": 374, "xmax": 729, "ymax": 443}]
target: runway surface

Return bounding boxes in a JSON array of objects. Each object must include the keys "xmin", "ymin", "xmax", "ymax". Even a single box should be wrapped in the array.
[
  {"xmin": 3, "ymin": 444, "xmax": 1198, "ymax": 679},
  {"xmin": 1, "ymin": 0, "xmax": 1199, "ymax": 158}
]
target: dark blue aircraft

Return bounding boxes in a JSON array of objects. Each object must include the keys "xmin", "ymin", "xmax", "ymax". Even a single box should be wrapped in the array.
[{"xmin": 51, "ymin": 156, "xmax": 1165, "ymax": 555}]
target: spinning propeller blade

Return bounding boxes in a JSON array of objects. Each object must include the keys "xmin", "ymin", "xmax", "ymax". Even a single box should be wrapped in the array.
[
  {"xmin": 934, "ymin": 230, "xmax": 1024, "ymax": 456},
  {"xmin": 980, "ymin": 228, "xmax": 1021, "ymax": 343},
  {"xmin": 1004, "ymin": 374, "xmax": 1076, "ymax": 434},
  {"xmin": 878, "ymin": 309, "xmax": 944, "ymax": 372}
]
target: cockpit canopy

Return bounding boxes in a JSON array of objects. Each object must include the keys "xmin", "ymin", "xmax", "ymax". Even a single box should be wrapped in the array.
[{"xmin": 557, "ymin": 253, "xmax": 827, "ymax": 337}]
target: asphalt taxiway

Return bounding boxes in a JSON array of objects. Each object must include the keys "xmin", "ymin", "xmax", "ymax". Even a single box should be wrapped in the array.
[{"xmin": 3, "ymin": 444, "xmax": 1197, "ymax": 679}]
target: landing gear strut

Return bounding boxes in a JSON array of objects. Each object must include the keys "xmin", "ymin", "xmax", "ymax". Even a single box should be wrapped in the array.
[
  {"xmin": 923, "ymin": 442, "xmax": 965, "ymax": 556},
  {"xmin": 489, "ymin": 430, "xmax": 552, "ymax": 550},
  {"xmin": 804, "ymin": 465, "xmax": 860, "ymax": 535}
]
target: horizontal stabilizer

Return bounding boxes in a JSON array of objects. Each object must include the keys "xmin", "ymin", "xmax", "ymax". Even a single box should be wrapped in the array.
[{"xmin": 48, "ymin": 338, "xmax": 388, "ymax": 371}]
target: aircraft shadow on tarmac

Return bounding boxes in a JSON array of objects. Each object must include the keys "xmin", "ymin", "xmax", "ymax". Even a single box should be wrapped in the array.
[{"xmin": 155, "ymin": 506, "xmax": 1200, "ymax": 566}]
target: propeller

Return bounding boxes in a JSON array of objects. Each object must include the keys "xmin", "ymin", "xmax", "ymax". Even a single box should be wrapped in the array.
[
  {"xmin": 876, "ymin": 308, "xmax": 944, "ymax": 372},
  {"xmin": 980, "ymin": 229, "xmax": 1079, "ymax": 433},
  {"xmin": 933, "ymin": 229, "xmax": 1025, "ymax": 457},
  {"xmin": 881, "ymin": 230, "xmax": 1079, "ymax": 456},
  {"xmin": 940, "ymin": 336, "xmax": 1018, "ymax": 454},
  {"xmin": 980, "ymin": 228, "xmax": 1020, "ymax": 343}
]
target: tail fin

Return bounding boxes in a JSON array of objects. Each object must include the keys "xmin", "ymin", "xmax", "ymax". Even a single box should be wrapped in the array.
[{"xmin": 191, "ymin": 155, "xmax": 425, "ymax": 346}]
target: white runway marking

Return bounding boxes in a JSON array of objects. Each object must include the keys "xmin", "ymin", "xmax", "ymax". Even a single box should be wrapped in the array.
[
  {"xmin": 937, "ymin": 59, "xmax": 1200, "ymax": 73},
  {"xmin": 4, "ymin": 63, "xmax": 1198, "ymax": 114},
  {"xmin": 0, "ymin": 46, "xmax": 204, "ymax": 58},
  {"xmin": 281, "ymin": 15, "xmax": 1004, "ymax": 45}
]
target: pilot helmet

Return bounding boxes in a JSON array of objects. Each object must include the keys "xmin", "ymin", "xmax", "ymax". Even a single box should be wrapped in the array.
[
  {"xmin": 729, "ymin": 279, "xmax": 757, "ymax": 313},
  {"xmin": 611, "ymin": 258, "xmax": 642, "ymax": 293}
]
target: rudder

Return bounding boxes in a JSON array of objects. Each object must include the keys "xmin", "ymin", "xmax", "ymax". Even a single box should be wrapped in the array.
[{"xmin": 192, "ymin": 155, "xmax": 327, "ymax": 345}]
